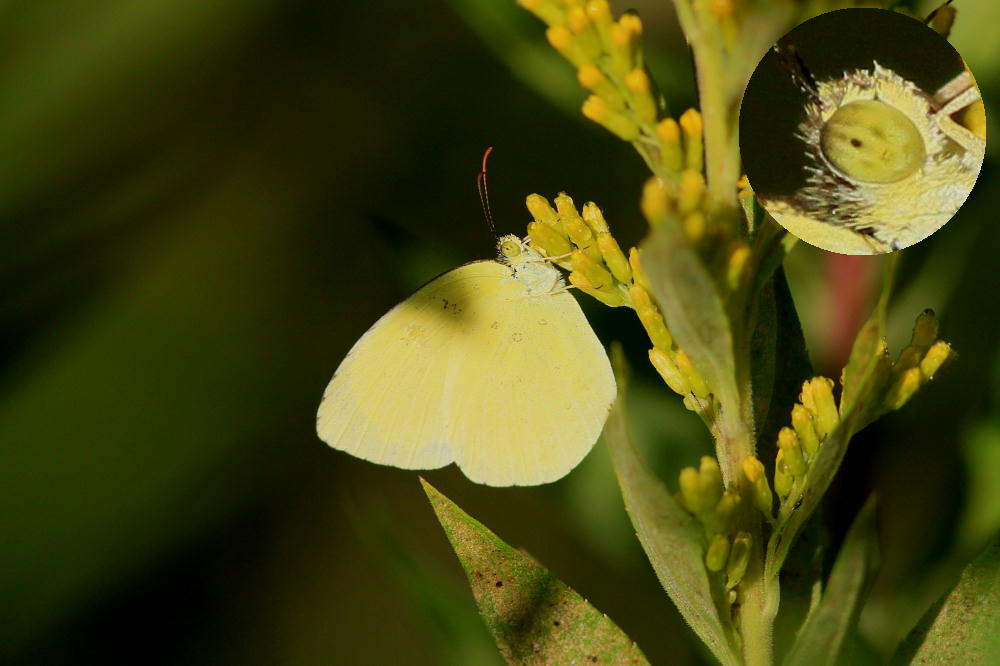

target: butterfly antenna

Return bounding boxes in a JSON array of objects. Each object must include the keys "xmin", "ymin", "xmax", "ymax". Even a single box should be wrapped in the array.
[
  {"xmin": 773, "ymin": 34, "xmax": 820, "ymax": 104},
  {"xmin": 925, "ymin": 0, "xmax": 955, "ymax": 25},
  {"xmin": 477, "ymin": 146, "xmax": 497, "ymax": 238}
]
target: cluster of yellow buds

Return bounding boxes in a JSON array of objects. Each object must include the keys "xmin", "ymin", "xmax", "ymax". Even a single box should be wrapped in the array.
[
  {"xmin": 676, "ymin": 456, "xmax": 751, "ymax": 592},
  {"xmin": 773, "ymin": 377, "xmax": 839, "ymax": 511},
  {"xmin": 524, "ymin": 193, "xmax": 712, "ymax": 411},
  {"xmin": 641, "ymin": 164, "xmax": 752, "ymax": 290},
  {"xmin": 519, "ymin": 0, "xmax": 705, "ymax": 185},
  {"xmin": 883, "ymin": 309, "xmax": 953, "ymax": 411}
]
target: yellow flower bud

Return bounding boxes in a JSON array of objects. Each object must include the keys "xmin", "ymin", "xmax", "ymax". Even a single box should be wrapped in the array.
[
  {"xmin": 568, "ymin": 270, "xmax": 625, "ymax": 307},
  {"xmin": 700, "ymin": 456, "xmax": 724, "ymax": 508},
  {"xmin": 582, "ymin": 95, "xmax": 640, "ymax": 141},
  {"xmin": 675, "ymin": 349, "xmax": 711, "ymax": 399},
  {"xmin": 678, "ymin": 169, "xmax": 705, "ymax": 215},
  {"xmin": 683, "ymin": 211, "xmax": 707, "ymax": 243},
  {"xmin": 726, "ymin": 244, "xmax": 750, "ymax": 291},
  {"xmin": 679, "ymin": 108, "xmax": 704, "ymax": 172},
  {"xmin": 525, "ymin": 194, "xmax": 563, "ymax": 232},
  {"xmin": 572, "ymin": 249, "xmax": 613, "ymax": 290},
  {"xmin": 743, "ymin": 455, "xmax": 773, "ymax": 518},
  {"xmin": 919, "ymin": 341, "xmax": 952, "ymax": 380},
  {"xmin": 546, "ymin": 25, "xmax": 588, "ymax": 66},
  {"xmin": 640, "ymin": 176, "xmax": 671, "ymax": 223},
  {"xmin": 630, "ymin": 284, "xmax": 672, "ymax": 350},
  {"xmin": 807, "ymin": 377, "xmax": 839, "ymax": 440},
  {"xmin": 679, "ymin": 465, "xmax": 707, "ymax": 514},
  {"xmin": 649, "ymin": 347, "xmax": 689, "ymax": 395},
  {"xmin": 527, "ymin": 221, "xmax": 573, "ymax": 259},
  {"xmin": 567, "ymin": 6, "xmax": 602, "ymax": 62},
  {"xmin": 597, "ymin": 233, "xmax": 632, "ymax": 283},
  {"xmin": 581, "ymin": 201, "xmax": 609, "ymax": 233},
  {"xmin": 885, "ymin": 366, "xmax": 921, "ymax": 411},
  {"xmin": 774, "ymin": 450, "xmax": 793, "ymax": 499},
  {"xmin": 628, "ymin": 247, "xmax": 652, "ymax": 292},
  {"xmin": 657, "ymin": 117, "xmax": 683, "ymax": 172},
  {"xmin": 706, "ymin": 534, "xmax": 731, "ymax": 572},
  {"xmin": 896, "ymin": 345, "xmax": 924, "ymax": 371},
  {"xmin": 624, "ymin": 69, "xmax": 657, "ymax": 124},
  {"xmin": 560, "ymin": 205, "xmax": 603, "ymax": 262},
  {"xmin": 726, "ymin": 532, "xmax": 752, "ymax": 590},
  {"xmin": 791, "ymin": 403, "xmax": 820, "ymax": 460},
  {"xmin": 777, "ymin": 427, "xmax": 807, "ymax": 477},
  {"xmin": 702, "ymin": 489, "xmax": 740, "ymax": 534}
]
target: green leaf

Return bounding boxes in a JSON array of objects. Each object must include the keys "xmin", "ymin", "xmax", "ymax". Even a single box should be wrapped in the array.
[
  {"xmin": 641, "ymin": 224, "xmax": 744, "ymax": 477},
  {"xmin": 839, "ymin": 256, "xmax": 895, "ymax": 426},
  {"xmin": 784, "ymin": 498, "xmax": 879, "ymax": 666},
  {"xmin": 420, "ymin": 479, "xmax": 650, "ymax": 666},
  {"xmin": 603, "ymin": 352, "xmax": 740, "ymax": 666},
  {"xmin": 892, "ymin": 536, "xmax": 1000, "ymax": 665},
  {"xmin": 748, "ymin": 266, "xmax": 813, "ymax": 461}
]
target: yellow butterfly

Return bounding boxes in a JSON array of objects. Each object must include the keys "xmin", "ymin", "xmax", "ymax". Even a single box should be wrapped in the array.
[{"xmin": 316, "ymin": 235, "xmax": 615, "ymax": 486}]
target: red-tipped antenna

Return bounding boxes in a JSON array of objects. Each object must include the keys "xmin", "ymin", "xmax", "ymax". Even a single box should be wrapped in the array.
[{"xmin": 476, "ymin": 146, "xmax": 497, "ymax": 238}]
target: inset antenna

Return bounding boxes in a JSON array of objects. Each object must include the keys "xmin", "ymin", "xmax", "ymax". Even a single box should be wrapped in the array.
[
  {"xmin": 476, "ymin": 146, "xmax": 497, "ymax": 238},
  {"xmin": 773, "ymin": 34, "xmax": 820, "ymax": 104}
]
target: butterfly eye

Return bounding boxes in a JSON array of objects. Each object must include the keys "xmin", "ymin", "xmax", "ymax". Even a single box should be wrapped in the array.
[
  {"xmin": 820, "ymin": 100, "xmax": 925, "ymax": 183},
  {"xmin": 499, "ymin": 236, "xmax": 523, "ymax": 259}
]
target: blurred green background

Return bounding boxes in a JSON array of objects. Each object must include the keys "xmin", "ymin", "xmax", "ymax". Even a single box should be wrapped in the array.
[{"xmin": 2, "ymin": 1, "xmax": 998, "ymax": 664}]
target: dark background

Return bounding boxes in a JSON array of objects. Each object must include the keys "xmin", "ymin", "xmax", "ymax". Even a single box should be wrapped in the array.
[{"xmin": 2, "ymin": 1, "xmax": 999, "ymax": 664}]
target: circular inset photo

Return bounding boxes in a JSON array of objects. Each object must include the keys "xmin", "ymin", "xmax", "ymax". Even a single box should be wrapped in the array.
[{"xmin": 740, "ymin": 8, "xmax": 986, "ymax": 254}]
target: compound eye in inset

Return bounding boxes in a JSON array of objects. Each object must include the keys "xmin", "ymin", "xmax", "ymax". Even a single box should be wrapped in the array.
[
  {"xmin": 820, "ymin": 100, "xmax": 925, "ymax": 184},
  {"xmin": 739, "ymin": 8, "xmax": 985, "ymax": 255}
]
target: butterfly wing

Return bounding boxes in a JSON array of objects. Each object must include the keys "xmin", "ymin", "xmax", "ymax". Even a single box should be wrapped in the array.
[
  {"xmin": 317, "ymin": 260, "xmax": 615, "ymax": 486},
  {"xmin": 444, "ymin": 276, "xmax": 616, "ymax": 486},
  {"xmin": 317, "ymin": 261, "xmax": 509, "ymax": 472}
]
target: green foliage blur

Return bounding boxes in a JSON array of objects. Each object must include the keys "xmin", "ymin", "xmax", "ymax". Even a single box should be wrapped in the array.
[{"xmin": 1, "ymin": 1, "xmax": 997, "ymax": 664}]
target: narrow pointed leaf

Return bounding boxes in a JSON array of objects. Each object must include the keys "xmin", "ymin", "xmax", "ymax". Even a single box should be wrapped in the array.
[
  {"xmin": 893, "ymin": 536, "xmax": 1000, "ymax": 665},
  {"xmin": 642, "ymin": 225, "xmax": 742, "ymax": 477},
  {"xmin": 785, "ymin": 498, "xmax": 879, "ymax": 666},
  {"xmin": 603, "ymin": 359, "xmax": 740, "ymax": 666},
  {"xmin": 421, "ymin": 479, "xmax": 649, "ymax": 666}
]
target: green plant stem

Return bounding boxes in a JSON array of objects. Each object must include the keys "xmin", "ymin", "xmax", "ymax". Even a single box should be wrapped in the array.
[{"xmin": 739, "ymin": 523, "xmax": 776, "ymax": 666}]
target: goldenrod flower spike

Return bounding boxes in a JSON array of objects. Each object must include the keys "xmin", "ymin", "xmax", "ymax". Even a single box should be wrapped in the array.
[{"xmin": 656, "ymin": 118, "xmax": 683, "ymax": 172}]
